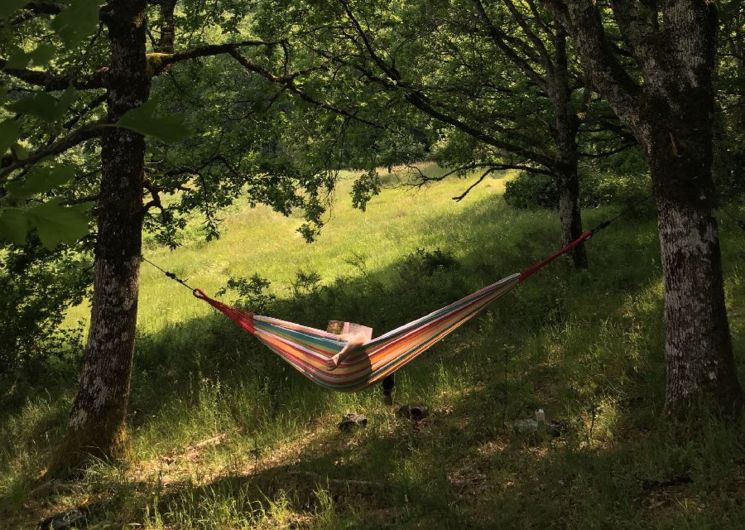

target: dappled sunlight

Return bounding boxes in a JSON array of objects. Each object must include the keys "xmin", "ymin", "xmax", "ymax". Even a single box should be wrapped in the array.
[{"xmin": 5, "ymin": 169, "xmax": 745, "ymax": 528}]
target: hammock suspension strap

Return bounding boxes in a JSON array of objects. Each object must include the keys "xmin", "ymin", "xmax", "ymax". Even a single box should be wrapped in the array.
[{"xmin": 141, "ymin": 200, "xmax": 646, "ymax": 392}]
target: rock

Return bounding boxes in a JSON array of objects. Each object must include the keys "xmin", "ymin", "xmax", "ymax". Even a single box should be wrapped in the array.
[
  {"xmin": 338, "ymin": 413, "xmax": 367, "ymax": 432},
  {"xmin": 505, "ymin": 409, "xmax": 562, "ymax": 438},
  {"xmin": 396, "ymin": 404, "xmax": 429, "ymax": 422}
]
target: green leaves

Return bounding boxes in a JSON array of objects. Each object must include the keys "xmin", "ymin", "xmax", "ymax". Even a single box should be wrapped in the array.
[
  {"xmin": 1, "ymin": 165, "xmax": 90, "ymax": 248},
  {"xmin": 4, "ymin": 43, "xmax": 57, "ymax": 69},
  {"xmin": 0, "ymin": 200, "xmax": 92, "ymax": 248},
  {"xmin": 0, "ymin": 0, "xmax": 28, "ymax": 20},
  {"xmin": 51, "ymin": 1, "xmax": 103, "ymax": 48},
  {"xmin": 0, "ymin": 120, "xmax": 21, "ymax": 156},
  {"xmin": 6, "ymin": 89, "xmax": 77, "ymax": 122},
  {"xmin": 28, "ymin": 199, "xmax": 91, "ymax": 248},
  {"xmin": 6, "ymin": 165, "xmax": 77, "ymax": 199},
  {"xmin": 117, "ymin": 99, "xmax": 191, "ymax": 143},
  {"xmin": 7, "ymin": 93, "xmax": 59, "ymax": 121},
  {"xmin": 0, "ymin": 208, "xmax": 28, "ymax": 244}
]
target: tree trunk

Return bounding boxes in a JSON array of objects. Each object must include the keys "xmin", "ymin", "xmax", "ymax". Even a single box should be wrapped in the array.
[
  {"xmin": 559, "ymin": 0, "xmax": 743, "ymax": 415},
  {"xmin": 551, "ymin": 27, "xmax": 587, "ymax": 269},
  {"xmin": 556, "ymin": 159, "xmax": 587, "ymax": 268},
  {"xmin": 157, "ymin": 0, "xmax": 177, "ymax": 54},
  {"xmin": 641, "ymin": 1, "xmax": 742, "ymax": 415},
  {"xmin": 52, "ymin": 0, "xmax": 150, "ymax": 471},
  {"xmin": 646, "ymin": 108, "xmax": 742, "ymax": 416}
]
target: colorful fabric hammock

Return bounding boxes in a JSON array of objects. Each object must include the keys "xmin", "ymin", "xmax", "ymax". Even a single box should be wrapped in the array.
[{"xmin": 191, "ymin": 230, "xmax": 595, "ymax": 392}]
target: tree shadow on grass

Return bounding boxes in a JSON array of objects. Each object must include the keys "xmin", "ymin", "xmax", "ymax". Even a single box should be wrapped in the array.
[
  {"xmin": 128, "ymin": 197, "xmax": 664, "ymax": 430},
  {"xmin": 9, "ymin": 194, "xmax": 745, "ymax": 527}
]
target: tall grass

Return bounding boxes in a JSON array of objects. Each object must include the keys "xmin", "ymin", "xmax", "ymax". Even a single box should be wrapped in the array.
[{"xmin": 2, "ymin": 163, "xmax": 744, "ymax": 529}]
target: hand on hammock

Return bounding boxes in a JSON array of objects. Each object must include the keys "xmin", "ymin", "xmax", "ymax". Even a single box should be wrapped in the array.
[{"xmin": 326, "ymin": 354, "xmax": 342, "ymax": 371}]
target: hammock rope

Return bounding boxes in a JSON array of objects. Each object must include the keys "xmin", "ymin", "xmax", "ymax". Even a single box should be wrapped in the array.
[{"xmin": 143, "ymin": 207, "xmax": 634, "ymax": 392}]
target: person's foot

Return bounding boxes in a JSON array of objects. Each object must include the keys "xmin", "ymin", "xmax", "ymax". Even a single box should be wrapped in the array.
[
  {"xmin": 383, "ymin": 393, "xmax": 394, "ymax": 406},
  {"xmin": 326, "ymin": 355, "xmax": 340, "ymax": 371}
]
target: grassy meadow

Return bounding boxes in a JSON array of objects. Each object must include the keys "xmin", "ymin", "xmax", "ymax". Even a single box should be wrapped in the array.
[{"xmin": 2, "ymin": 163, "xmax": 745, "ymax": 529}]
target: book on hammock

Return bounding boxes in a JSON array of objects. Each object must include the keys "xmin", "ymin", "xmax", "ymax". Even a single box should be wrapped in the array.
[{"xmin": 326, "ymin": 320, "xmax": 374, "ymax": 342}]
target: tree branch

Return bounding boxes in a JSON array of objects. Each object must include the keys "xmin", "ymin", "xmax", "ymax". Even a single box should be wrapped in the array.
[
  {"xmin": 229, "ymin": 50, "xmax": 384, "ymax": 129},
  {"xmin": 0, "ymin": 58, "xmax": 108, "ymax": 91},
  {"xmin": 543, "ymin": 0, "xmax": 641, "ymax": 134},
  {"xmin": 452, "ymin": 167, "xmax": 497, "ymax": 202},
  {"xmin": 0, "ymin": 122, "xmax": 105, "ymax": 181},
  {"xmin": 472, "ymin": 0, "xmax": 547, "ymax": 89}
]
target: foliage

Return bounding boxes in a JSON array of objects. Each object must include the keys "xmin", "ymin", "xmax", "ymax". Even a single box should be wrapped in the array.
[
  {"xmin": 503, "ymin": 172, "xmax": 558, "ymax": 210},
  {"xmin": 0, "ymin": 239, "xmax": 90, "ymax": 374},
  {"xmin": 714, "ymin": 1, "xmax": 745, "ymax": 204},
  {"xmin": 0, "ymin": 2, "xmax": 102, "ymax": 249},
  {"xmin": 504, "ymin": 169, "xmax": 651, "ymax": 212},
  {"xmin": 217, "ymin": 274, "xmax": 276, "ymax": 313}
]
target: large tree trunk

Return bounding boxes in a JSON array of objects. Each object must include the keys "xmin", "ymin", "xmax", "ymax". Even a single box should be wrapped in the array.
[
  {"xmin": 551, "ymin": 27, "xmax": 587, "ymax": 269},
  {"xmin": 559, "ymin": 0, "xmax": 743, "ymax": 415},
  {"xmin": 641, "ymin": 1, "xmax": 742, "ymax": 415},
  {"xmin": 52, "ymin": 0, "xmax": 150, "ymax": 471},
  {"xmin": 645, "ymin": 99, "xmax": 742, "ymax": 415}
]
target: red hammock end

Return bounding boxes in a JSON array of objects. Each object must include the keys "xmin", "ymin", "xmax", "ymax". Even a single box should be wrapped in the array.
[
  {"xmin": 192, "ymin": 288, "xmax": 256, "ymax": 334},
  {"xmin": 518, "ymin": 230, "xmax": 593, "ymax": 283}
]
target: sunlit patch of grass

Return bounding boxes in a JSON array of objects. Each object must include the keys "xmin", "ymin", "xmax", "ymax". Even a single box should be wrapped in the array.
[{"xmin": 3, "ymin": 165, "xmax": 745, "ymax": 528}]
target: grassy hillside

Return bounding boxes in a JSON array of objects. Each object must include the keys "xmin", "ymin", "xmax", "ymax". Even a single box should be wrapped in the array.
[{"xmin": 2, "ymin": 164, "xmax": 745, "ymax": 529}]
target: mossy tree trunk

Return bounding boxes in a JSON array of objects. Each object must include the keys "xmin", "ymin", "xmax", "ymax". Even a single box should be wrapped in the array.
[{"xmin": 53, "ymin": 0, "xmax": 151, "ymax": 471}]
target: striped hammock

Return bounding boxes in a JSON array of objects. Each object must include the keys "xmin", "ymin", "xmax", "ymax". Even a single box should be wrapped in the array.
[
  {"xmin": 194, "ymin": 273, "xmax": 520, "ymax": 391},
  {"xmin": 191, "ymin": 228, "xmax": 595, "ymax": 392}
]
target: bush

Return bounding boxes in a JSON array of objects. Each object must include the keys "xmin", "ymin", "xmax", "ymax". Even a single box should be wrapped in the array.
[
  {"xmin": 0, "ymin": 240, "xmax": 91, "ymax": 374},
  {"xmin": 503, "ymin": 172, "xmax": 557, "ymax": 209},
  {"xmin": 504, "ymin": 170, "xmax": 650, "ymax": 211}
]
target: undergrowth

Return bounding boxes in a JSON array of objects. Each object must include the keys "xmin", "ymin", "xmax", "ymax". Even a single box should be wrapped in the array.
[{"xmin": 1, "ymin": 164, "xmax": 744, "ymax": 529}]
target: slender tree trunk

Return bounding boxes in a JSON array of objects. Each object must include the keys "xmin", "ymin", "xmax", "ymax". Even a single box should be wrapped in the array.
[
  {"xmin": 556, "ymin": 158, "xmax": 586, "ymax": 268},
  {"xmin": 157, "ymin": 0, "xmax": 177, "ymax": 54},
  {"xmin": 551, "ymin": 28, "xmax": 587, "ymax": 269},
  {"xmin": 52, "ymin": 0, "xmax": 150, "ymax": 471}
]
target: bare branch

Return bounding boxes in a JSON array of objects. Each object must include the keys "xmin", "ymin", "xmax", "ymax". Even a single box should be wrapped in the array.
[{"xmin": 452, "ymin": 167, "xmax": 496, "ymax": 202}]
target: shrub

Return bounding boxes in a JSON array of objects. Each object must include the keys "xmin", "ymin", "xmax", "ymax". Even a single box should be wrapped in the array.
[
  {"xmin": 504, "ymin": 170, "xmax": 650, "ymax": 211},
  {"xmin": 0, "ymin": 240, "xmax": 90, "ymax": 374}
]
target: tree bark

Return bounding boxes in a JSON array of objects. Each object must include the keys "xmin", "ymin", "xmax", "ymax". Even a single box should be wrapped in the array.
[
  {"xmin": 157, "ymin": 0, "xmax": 177, "ymax": 54},
  {"xmin": 550, "ymin": 27, "xmax": 587, "ymax": 269},
  {"xmin": 644, "ymin": 91, "xmax": 742, "ymax": 415},
  {"xmin": 52, "ymin": 0, "xmax": 150, "ymax": 471},
  {"xmin": 555, "ymin": 0, "xmax": 742, "ymax": 414},
  {"xmin": 556, "ymin": 158, "xmax": 586, "ymax": 268}
]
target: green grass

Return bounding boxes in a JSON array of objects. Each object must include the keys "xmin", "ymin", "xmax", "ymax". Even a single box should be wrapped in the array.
[{"xmin": 2, "ymin": 163, "xmax": 745, "ymax": 529}]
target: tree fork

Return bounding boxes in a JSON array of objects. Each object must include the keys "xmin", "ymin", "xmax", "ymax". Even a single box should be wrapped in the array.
[{"xmin": 51, "ymin": 0, "xmax": 151, "ymax": 473}]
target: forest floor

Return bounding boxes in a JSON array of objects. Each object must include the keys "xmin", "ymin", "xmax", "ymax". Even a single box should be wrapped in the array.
[{"xmin": 1, "ymin": 163, "xmax": 745, "ymax": 529}]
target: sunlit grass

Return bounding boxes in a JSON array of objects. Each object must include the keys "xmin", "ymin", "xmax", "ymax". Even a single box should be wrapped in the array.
[{"xmin": 3, "ymin": 164, "xmax": 745, "ymax": 529}]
